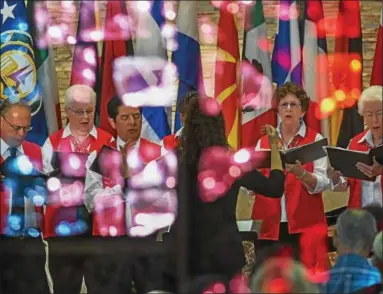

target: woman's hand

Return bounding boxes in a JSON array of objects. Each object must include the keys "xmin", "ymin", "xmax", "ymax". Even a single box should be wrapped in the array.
[
  {"xmin": 327, "ymin": 167, "xmax": 342, "ymax": 185},
  {"xmin": 262, "ymin": 124, "xmax": 279, "ymax": 146},
  {"xmin": 285, "ymin": 160, "xmax": 306, "ymax": 178},
  {"xmin": 356, "ymin": 157, "xmax": 382, "ymax": 179}
]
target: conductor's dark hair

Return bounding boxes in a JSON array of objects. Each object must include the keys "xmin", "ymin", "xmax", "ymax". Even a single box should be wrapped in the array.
[
  {"xmin": 177, "ymin": 91, "xmax": 199, "ymax": 114},
  {"xmin": 181, "ymin": 93, "xmax": 229, "ymax": 164},
  {"xmin": 107, "ymin": 96, "xmax": 142, "ymax": 122},
  {"xmin": 251, "ymin": 59, "xmax": 264, "ymax": 75},
  {"xmin": 0, "ymin": 99, "xmax": 31, "ymax": 117}
]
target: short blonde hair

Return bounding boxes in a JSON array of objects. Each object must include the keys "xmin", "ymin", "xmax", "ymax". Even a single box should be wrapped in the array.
[
  {"xmin": 250, "ymin": 258, "xmax": 320, "ymax": 293},
  {"xmin": 64, "ymin": 85, "xmax": 96, "ymax": 108},
  {"xmin": 358, "ymin": 86, "xmax": 383, "ymax": 115}
]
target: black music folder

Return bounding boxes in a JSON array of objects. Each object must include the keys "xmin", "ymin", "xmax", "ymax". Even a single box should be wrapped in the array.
[
  {"xmin": 370, "ymin": 144, "xmax": 383, "ymax": 165},
  {"xmin": 280, "ymin": 137, "xmax": 328, "ymax": 164},
  {"xmin": 89, "ymin": 145, "xmax": 120, "ymax": 175},
  {"xmin": 51, "ymin": 151, "xmax": 89, "ymax": 180},
  {"xmin": 326, "ymin": 147, "xmax": 377, "ymax": 181}
]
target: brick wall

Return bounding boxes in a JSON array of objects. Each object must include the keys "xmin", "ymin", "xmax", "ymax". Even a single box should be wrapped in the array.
[{"xmin": 48, "ymin": 0, "xmax": 381, "ymax": 123}]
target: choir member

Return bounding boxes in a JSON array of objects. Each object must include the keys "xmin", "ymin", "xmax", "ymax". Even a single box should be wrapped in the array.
[
  {"xmin": 83, "ymin": 96, "xmax": 162, "ymax": 294},
  {"xmin": 158, "ymin": 93, "xmax": 285, "ymax": 292},
  {"xmin": 41, "ymin": 85, "xmax": 113, "ymax": 294},
  {"xmin": 328, "ymin": 86, "xmax": 383, "ymax": 207},
  {"xmin": 252, "ymin": 82, "xmax": 331, "ymax": 270},
  {"xmin": 0, "ymin": 101, "xmax": 49, "ymax": 294}
]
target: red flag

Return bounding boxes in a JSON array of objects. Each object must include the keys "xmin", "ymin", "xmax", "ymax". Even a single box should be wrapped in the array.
[
  {"xmin": 214, "ymin": 2, "xmax": 241, "ymax": 150},
  {"xmin": 371, "ymin": 7, "xmax": 382, "ymax": 86},
  {"xmin": 70, "ymin": 0, "xmax": 99, "ymax": 89},
  {"xmin": 97, "ymin": 1, "xmax": 134, "ymax": 136}
]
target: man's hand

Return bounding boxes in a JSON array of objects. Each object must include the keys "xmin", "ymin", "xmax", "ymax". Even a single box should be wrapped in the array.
[
  {"xmin": 356, "ymin": 157, "xmax": 382, "ymax": 179},
  {"xmin": 285, "ymin": 160, "xmax": 306, "ymax": 178},
  {"xmin": 327, "ymin": 166, "xmax": 342, "ymax": 185}
]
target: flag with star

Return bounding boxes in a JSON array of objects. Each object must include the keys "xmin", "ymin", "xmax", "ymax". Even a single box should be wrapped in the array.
[
  {"xmin": 1, "ymin": 0, "xmax": 59, "ymax": 145},
  {"xmin": 214, "ymin": 1, "xmax": 241, "ymax": 150}
]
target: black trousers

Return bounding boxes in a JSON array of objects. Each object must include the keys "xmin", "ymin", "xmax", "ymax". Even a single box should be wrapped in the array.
[{"xmin": 0, "ymin": 236, "xmax": 49, "ymax": 294}]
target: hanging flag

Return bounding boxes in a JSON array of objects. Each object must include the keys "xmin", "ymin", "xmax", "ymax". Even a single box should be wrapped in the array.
[
  {"xmin": 370, "ymin": 6, "xmax": 382, "ymax": 86},
  {"xmin": 301, "ymin": 0, "xmax": 330, "ymax": 138},
  {"xmin": 135, "ymin": 0, "xmax": 170, "ymax": 143},
  {"xmin": 331, "ymin": 0, "xmax": 364, "ymax": 148},
  {"xmin": 70, "ymin": 0, "xmax": 99, "ymax": 90},
  {"xmin": 1, "ymin": 0, "xmax": 58, "ymax": 145},
  {"xmin": 97, "ymin": 1, "xmax": 134, "ymax": 136},
  {"xmin": 172, "ymin": 1, "xmax": 203, "ymax": 133},
  {"xmin": 241, "ymin": 0, "xmax": 276, "ymax": 148},
  {"xmin": 214, "ymin": 2, "xmax": 241, "ymax": 150},
  {"xmin": 271, "ymin": 0, "xmax": 302, "ymax": 87}
]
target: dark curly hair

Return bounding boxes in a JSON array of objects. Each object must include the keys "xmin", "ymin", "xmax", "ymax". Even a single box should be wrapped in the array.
[
  {"xmin": 181, "ymin": 93, "xmax": 229, "ymax": 164},
  {"xmin": 274, "ymin": 82, "xmax": 310, "ymax": 112}
]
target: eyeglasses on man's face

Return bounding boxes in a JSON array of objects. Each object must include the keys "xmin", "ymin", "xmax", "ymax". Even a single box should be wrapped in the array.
[
  {"xmin": 1, "ymin": 115, "xmax": 32, "ymax": 132},
  {"xmin": 67, "ymin": 108, "xmax": 95, "ymax": 117}
]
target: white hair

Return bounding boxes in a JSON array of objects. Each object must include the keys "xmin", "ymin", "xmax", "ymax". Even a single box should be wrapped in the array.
[
  {"xmin": 64, "ymin": 85, "xmax": 96, "ymax": 108},
  {"xmin": 335, "ymin": 209, "xmax": 377, "ymax": 253},
  {"xmin": 358, "ymin": 86, "xmax": 383, "ymax": 115},
  {"xmin": 373, "ymin": 231, "xmax": 382, "ymax": 262},
  {"xmin": 250, "ymin": 258, "xmax": 320, "ymax": 293}
]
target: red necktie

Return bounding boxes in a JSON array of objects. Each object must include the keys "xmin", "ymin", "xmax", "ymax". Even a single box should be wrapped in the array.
[{"xmin": 69, "ymin": 135, "xmax": 92, "ymax": 153}]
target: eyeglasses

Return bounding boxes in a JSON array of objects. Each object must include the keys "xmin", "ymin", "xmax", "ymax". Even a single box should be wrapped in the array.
[
  {"xmin": 363, "ymin": 111, "xmax": 382, "ymax": 119},
  {"xmin": 278, "ymin": 102, "xmax": 301, "ymax": 109},
  {"xmin": 1, "ymin": 115, "xmax": 32, "ymax": 132},
  {"xmin": 67, "ymin": 108, "xmax": 94, "ymax": 117},
  {"xmin": 119, "ymin": 113, "xmax": 142, "ymax": 121}
]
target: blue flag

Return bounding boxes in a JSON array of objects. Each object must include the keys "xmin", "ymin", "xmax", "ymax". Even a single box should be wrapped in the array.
[{"xmin": 1, "ymin": 0, "xmax": 49, "ymax": 146}]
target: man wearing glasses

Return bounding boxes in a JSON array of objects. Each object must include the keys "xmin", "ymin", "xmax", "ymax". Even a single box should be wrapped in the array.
[
  {"xmin": 41, "ymin": 85, "xmax": 113, "ymax": 294},
  {"xmin": 0, "ymin": 101, "xmax": 49, "ymax": 293}
]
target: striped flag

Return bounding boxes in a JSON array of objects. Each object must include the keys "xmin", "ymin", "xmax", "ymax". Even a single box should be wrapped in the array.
[
  {"xmin": 172, "ymin": 1, "xmax": 203, "ymax": 133},
  {"xmin": 214, "ymin": 2, "xmax": 241, "ymax": 150},
  {"xmin": 331, "ymin": 0, "xmax": 364, "ymax": 147},
  {"xmin": 241, "ymin": 0, "xmax": 277, "ymax": 147},
  {"xmin": 70, "ymin": 0, "xmax": 99, "ymax": 90},
  {"xmin": 97, "ymin": 1, "xmax": 134, "ymax": 136},
  {"xmin": 135, "ymin": 0, "xmax": 170, "ymax": 143},
  {"xmin": 271, "ymin": 0, "xmax": 302, "ymax": 87},
  {"xmin": 301, "ymin": 0, "xmax": 330, "ymax": 138},
  {"xmin": 1, "ymin": 0, "xmax": 60, "ymax": 145},
  {"xmin": 371, "ymin": 5, "xmax": 382, "ymax": 86}
]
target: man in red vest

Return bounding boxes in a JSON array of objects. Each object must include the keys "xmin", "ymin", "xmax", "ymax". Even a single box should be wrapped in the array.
[
  {"xmin": 41, "ymin": 85, "xmax": 113, "ymax": 294},
  {"xmin": 83, "ymin": 96, "xmax": 162, "ymax": 294},
  {"xmin": 0, "ymin": 101, "xmax": 49, "ymax": 293},
  {"xmin": 328, "ymin": 85, "xmax": 383, "ymax": 208},
  {"xmin": 161, "ymin": 91, "xmax": 197, "ymax": 152}
]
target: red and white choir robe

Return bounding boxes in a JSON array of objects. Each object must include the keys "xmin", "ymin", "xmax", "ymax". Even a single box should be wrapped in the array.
[
  {"xmin": 160, "ymin": 127, "xmax": 182, "ymax": 153},
  {"xmin": 251, "ymin": 123, "xmax": 330, "ymax": 269},
  {"xmin": 84, "ymin": 137, "xmax": 162, "ymax": 236},
  {"xmin": 41, "ymin": 125, "xmax": 113, "ymax": 238},
  {"xmin": 0, "ymin": 139, "xmax": 44, "ymax": 235},
  {"xmin": 334, "ymin": 130, "xmax": 383, "ymax": 208}
]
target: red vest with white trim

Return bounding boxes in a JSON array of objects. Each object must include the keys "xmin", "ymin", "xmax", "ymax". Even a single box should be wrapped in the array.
[
  {"xmin": 44, "ymin": 127, "xmax": 113, "ymax": 238},
  {"xmin": 347, "ymin": 130, "xmax": 383, "ymax": 208},
  {"xmin": 251, "ymin": 127, "xmax": 327, "ymax": 240},
  {"xmin": 0, "ymin": 140, "xmax": 44, "ymax": 235},
  {"xmin": 92, "ymin": 138, "xmax": 162, "ymax": 236}
]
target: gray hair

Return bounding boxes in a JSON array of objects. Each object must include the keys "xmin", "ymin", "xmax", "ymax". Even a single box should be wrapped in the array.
[
  {"xmin": 250, "ymin": 258, "xmax": 320, "ymax": 293},
  {"xmin": 64, "ymin": 85, "xmax": 96, "ymax": 108},
  {"xmin": 358, "ymin": 86, "xmax": 383, "ymax": 115},
  {"xmin": 373, "ymin": 231, "xmax": 382, "ymax": 262},
  {"xmin": 335, "ymin": 209, "xmax": 377, "ymax": 252}
]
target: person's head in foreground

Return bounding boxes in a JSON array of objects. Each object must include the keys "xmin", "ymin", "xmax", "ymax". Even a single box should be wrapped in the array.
[
  {"xmin": 275, "ymin": 82, "xmax": 310, "ymax": 132},
  {"xmin": 0, "ymin": 100, "xmax": 32, "ymax": 147},
  {"xmin": 358, "ymin": 86, "xmax": 382, "ymax": 146},
  {"xmin": 250, "ymin": 257, "xmax": 320, "ymax": 293},
  {"xmin": 64, "ymin": 84, "xmax": 97, "ymax": 136},
  {"xmin": 372, "ymin": 231, "xmax": 383, "ymax": 278},
  {"xmin": 178, "ymin": 91, "xmax": 199, "ymax": 127},
  {"xmin": 334, "ymin": 209, "xmax": 377, "ymax": 257},
  {"xmin": 181, "ymin": 94, "xmax": 228, "ymax": 163},
  {"xmin": 107, "ymin": 96, "xmax": 142, "ymax": 143}
]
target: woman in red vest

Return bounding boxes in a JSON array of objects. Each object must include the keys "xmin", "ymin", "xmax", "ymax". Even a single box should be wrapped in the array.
[
  {"xmin": 328, "ymin": 85, "xmax": 383, "ymax": 208},
  {"xmin": 252, "ymin": 82, "xmax": 330, "ymax": 271}
]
